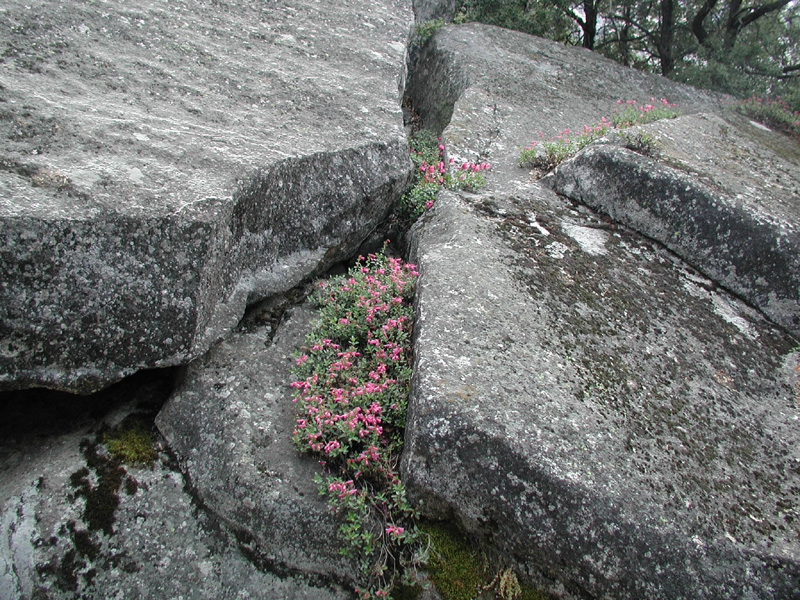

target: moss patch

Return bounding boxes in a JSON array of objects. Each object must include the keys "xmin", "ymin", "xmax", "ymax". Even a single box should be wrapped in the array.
[
  {"xmin": 420, "ymin": 521, "xmax": 552, "ymax": 600},
  {"xmin": 103, "ymin": 415, "xmax": 157, "ymax": 466},
  {"xmin": 423, "ymin": 520, "xmax": 485, "ymax": 600}
]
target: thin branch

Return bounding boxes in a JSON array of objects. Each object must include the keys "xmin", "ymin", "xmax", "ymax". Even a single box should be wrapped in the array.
[{"xmin": 736, "ymin": 0, "xmax": 792, "ymax": 30}]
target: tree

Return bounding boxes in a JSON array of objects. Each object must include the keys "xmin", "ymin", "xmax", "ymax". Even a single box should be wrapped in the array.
[
  {"xmin": 455, "ymin": 0, "xmax": 800, "ymax": 111},
  {"xmin": 560, "ymin": 0, "xmax": 601, "ymax": 48}
]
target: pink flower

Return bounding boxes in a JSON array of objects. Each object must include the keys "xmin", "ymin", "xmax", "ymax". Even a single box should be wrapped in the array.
[{"xmin": 385, "ymin": 524, "xmax": 405, "ymax": 537}]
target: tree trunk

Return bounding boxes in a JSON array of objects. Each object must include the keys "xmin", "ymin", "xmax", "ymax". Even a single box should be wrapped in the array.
[
  {"xmin": 724, "ymin": 0, "xmax": 743, "ymax": 49},
  {"xmin": 583, "ymin": 0, "xmax": 598, "ymax": 49},
  {"xmin": 691, "ymin": 0, "xmax": 719, "ymax": 46},
  {"xmin": 659, "ymin": 0, "xmax": 675, "ymax": 75}
]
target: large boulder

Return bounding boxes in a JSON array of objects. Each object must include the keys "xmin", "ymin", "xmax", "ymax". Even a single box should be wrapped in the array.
[
  {"xmin": 545, "ymin": 112, "xmax": 800, "ymax": 337},
  {"xmin": 404, "ymin": 188, "xmax": 800, "ymax": 600},
  {"xmin": 0, "ymin": 0, "xmax": 413, "ymax": 394},
  {"xmin": 401, "ymin": 23, "xmax": 800, "ymax": 600}
]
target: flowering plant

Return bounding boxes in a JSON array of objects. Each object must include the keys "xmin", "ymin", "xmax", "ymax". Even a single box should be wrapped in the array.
[
  {"xmin": 735, "ymin": 96, "xmax": 800, "ymax": 137},
  {"xmin": 611, "ymin": 98, "xmax": 680, "ymax": 128},
  {"xmin": 291, "ymin": 249, "xmax": 425, "ymax": 598},
  {"xmin": 519, "ymin": 98, "xmax": 679, "ymax": 172},
  {"xmin": 400, "ymin": 130, "xmax": 490, "ymax": 219}
]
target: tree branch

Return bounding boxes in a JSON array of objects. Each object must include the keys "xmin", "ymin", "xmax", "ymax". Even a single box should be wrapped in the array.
[
  {"xmin": 737, "ymin": 0, "xmax": 791, "ymax": 29},
  {"xmin": 691, "ymin": 0, "xmax": 719, "ymax": 45}
]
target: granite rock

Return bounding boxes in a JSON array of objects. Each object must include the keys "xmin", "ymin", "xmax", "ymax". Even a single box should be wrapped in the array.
[
  {"xmin": 545, "ymin": 112, "xmax": 800, "ymax": 337},
  {"xmin": 400, "ymin": 22, "xmax": 800, "ymax": 600},
  {"xmin": 155, "ymin": 301, "xmax": 357, "ymax": 586},
  {"xmin": 0, "ymin": 371, "xmax": 349, "ymax": 600},
  {"xmin": 0, "ymin": 0, "xmax": 413, "ymax": 393},
  {"xmin": 403, "ymin": 189, "xmax": 800, "ymax": 600}
]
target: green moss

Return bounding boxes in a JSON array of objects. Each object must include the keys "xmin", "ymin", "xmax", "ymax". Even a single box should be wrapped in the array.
[
  {"xmin": 420, "ymin": 520, "xmax": 554, "ymax": 600},
  {"xmin": 422, "ymin": 521, "xmax": 485, "ymax": 600},
  {"xmin": 103, "ymin": 416, "xmax": 157, "ymax": 466}
]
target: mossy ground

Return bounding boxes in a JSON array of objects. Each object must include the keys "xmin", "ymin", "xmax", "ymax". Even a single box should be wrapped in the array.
[
  {"xmin": 410, "ymin": 520, "xmax": 551, "ymax": 600},
  {"xmin": 103, "ymin": 415, "xmax": 157, "ymax": 465}
]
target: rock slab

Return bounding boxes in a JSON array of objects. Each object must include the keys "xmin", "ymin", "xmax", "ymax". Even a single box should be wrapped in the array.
[
  {"xmin": 0, "ymin": 0, "xmax": 413, "ymax": 393},
  {"xmin": 155, "ymin": 302, "xmax": 355, "ymax": 586},
  {"xmin": 404, "ymin": 189, "xmax": 800, "ymax": 600},
  {"xmin": 406, "ymin": 23, "xmax": 722, "ymax": 188},
  {"xmin": 546, "ymin": 112, "xmax": 800, "ymax": 337},
  {"xmin": 401, "ymin": 22, "xmax": 800, "ymax": 600},
  {"xmin": 0, "ymin": 372, "xmax": 348, "ymax": 600}
]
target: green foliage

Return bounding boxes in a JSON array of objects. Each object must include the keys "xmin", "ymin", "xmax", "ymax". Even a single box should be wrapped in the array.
[
  {"xmin": 619, "ymin": 131, "xmax": 657, "ymax": 156},
  {"xmin": 672, "ymin": 5, "xmax": 800, "ymax": 113},
  {"xmin": 734, "ymin": 96, "xmax": 800, "ymax": 137},
  {"xmin": 455, "ymin": 0, "xmax": 572, "ymax": 41},
  {"xmin": 610, "ymin": 99, "xmax": 681, "ymax": 128},
  {"xmin": 291, "ymin": 250, "xmax": 425, "ymax": 598},
  {"xmin": 413, "ymin": 19, "xmax": 445, "ymax": 45},
  {"xmin": 401, "ymin": 130, "xmax": 490, "ymax": 220},
  {"xmin": 519, "ymin": 99, "xmax": 678, "ymax": 172}
]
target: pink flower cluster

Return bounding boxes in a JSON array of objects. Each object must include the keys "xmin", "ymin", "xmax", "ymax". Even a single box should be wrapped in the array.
[
  {"xmin": 328, "ymin": 479, "xmax": 357, "ymax": 498},
  {"xmin": 419, "ymin": 158, "xmax": 491, "ymax": 185},
  {"xmin": 291, "ymin": 253, "xmax": 418, "ymax": 465},
  {"xmin": 617, "ymin": 97, "xmax": 675, "ymax": 107},
  {"xmin": 291, "ymin": 250, "xmax": 422, "ymax": 599}
]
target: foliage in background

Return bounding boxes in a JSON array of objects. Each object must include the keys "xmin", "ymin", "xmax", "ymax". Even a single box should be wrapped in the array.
[
  {"xmin": 401, "ymin": 130, "xmax": 490, "ymax": 219},
  {"xmin": 454, "ymin": 0, "xmax": 573, "ymax": 41},
  {"xmin": 454, "ymin": 0, "xmax": 800, "ymax": 112},
  {"xmin": 519, "ymin": 98, "xmax": 679, "ymax": 171},
  {"xmin": 291, "ymin": 251, "xmax": 425, "ymax": 598},
  {"xmin": 735, "ymin": 95, "xmax": 800, "ymax": 137}
]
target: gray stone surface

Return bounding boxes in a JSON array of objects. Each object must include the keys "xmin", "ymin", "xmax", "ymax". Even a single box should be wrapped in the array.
[
  {"xmin": 155, "ymin": 301, "xmax": 356, "ymax": 586},
  {"xmin": 403, "ymin": 189, "xmax": 800, "ymax": 600},
  {"xmin": 545, "ymin": 112, "xmax": 800, "ymax": 337},
  {"xmin": 0, "ymin": 0, "xmax": 413, "ymax": 393},
  {"xmin": 400, "ymin": 21, "xmax": 800, "ymax": 600},
  {"xmin": 0, "ymin": 373, "xmax": 348, "ymax": 600},
  {"xmin": 407, "ymin": 23, "xmax": 722, "ymax": 188}
]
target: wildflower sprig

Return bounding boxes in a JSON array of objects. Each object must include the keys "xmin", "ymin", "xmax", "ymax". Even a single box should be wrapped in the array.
[
  {"xmin": 519, "ymin": 98, "xmax": 679, "ymax": 171},
  {"xmin": 400, "ymin": 130, "xmax": 491, "ymax": 219},
  {"xmin": 611, "ymin": 97, "xmax": 680, "ymax": 128},
  {"xmin": 291, "ymin": 249, "xmax": 424, "ymax": 599}
]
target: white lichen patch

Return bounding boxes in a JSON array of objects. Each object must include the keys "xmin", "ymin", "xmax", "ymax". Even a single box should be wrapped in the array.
[
  {"xmin": 682, "ymin": 277, "xmax": 757, "ymax": 339},
  {"xmin": 711, "ymin": 294, "xmax": 757, "ymax": 339},
  {"xmin": 546, "ymin": 241, "xmax": 570, "ymax": 259},
  {"xmin": 562, "ymin": 223, "xmax": 608, "ymax": 256}
]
